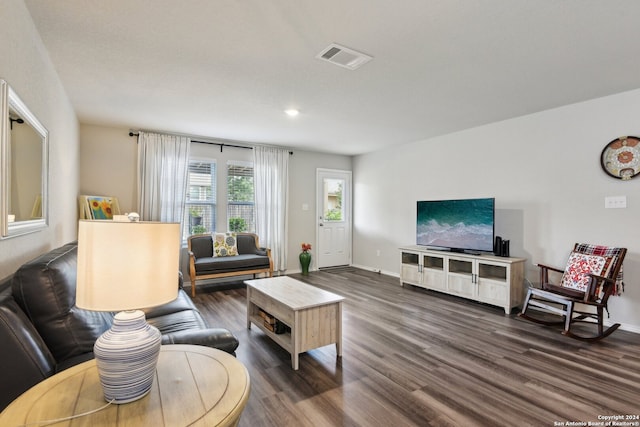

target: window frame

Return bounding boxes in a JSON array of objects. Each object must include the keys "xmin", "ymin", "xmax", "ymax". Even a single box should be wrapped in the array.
[{"xmin": 183, "ymin": 158, "xmax": 217, "ymax": 242}]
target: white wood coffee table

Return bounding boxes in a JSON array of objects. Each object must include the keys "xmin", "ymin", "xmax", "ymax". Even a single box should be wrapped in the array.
[{"xmin": 245, "ymin": 276, "xmax": 345, "ymax": 370}]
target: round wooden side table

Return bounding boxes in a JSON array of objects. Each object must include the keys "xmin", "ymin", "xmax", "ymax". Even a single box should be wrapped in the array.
[{"xmin": 0, "ymin": 344, "xmax": 250, "ymax": 426}]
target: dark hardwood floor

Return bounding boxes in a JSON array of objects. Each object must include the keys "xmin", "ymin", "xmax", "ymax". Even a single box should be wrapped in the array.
[{"xmin": 191, "ymin": 269, "xmax": 640, "ymax": 427}]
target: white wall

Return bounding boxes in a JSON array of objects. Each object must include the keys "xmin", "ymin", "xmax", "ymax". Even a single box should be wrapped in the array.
[
  {"xmin": 0, "ymin": 0, "xmax": 79, "ymax": 280},
  {"xmin": 288, "ymin": 150, "xmax": 352, "ymax": 272},
  {"xmin": 353, "ymin": 89, "xmax": 640, "ymax": 332},
  {"xmin": 80, "ymin": 124, "xmax": 137, "ymax": 212}
]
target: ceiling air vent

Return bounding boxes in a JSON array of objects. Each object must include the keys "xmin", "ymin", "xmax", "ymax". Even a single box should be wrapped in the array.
[{"xmin": 316, "ymin": 43, "xmax": 373, "ymax": 70}]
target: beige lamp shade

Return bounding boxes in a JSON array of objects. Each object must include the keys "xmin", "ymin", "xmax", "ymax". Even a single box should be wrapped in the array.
[{"xmin": 76, "ymin": 220, "xmax": 180, "ymax": 311}]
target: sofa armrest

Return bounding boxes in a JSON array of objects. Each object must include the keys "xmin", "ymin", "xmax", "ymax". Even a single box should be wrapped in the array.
[
  {"xmin": 0, "ymin": 298, "xmax": 57, "ymax": 410},
  {"xmin": 160, "ymin": 328, "xmax": 239, "ymax": 355}
]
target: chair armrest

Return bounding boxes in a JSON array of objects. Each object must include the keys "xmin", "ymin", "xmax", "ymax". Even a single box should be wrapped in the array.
[
  {"xmin": 187, "ymin": 251, "xmax": 197, "ymax": 297},
  {"xmin": 588, "ymin": 273, "xmax": 613, "ymax": 283},
  {"xmin": 178, "ymin": 271, "xmax": 184, "ymax": 290},
  {"xmin": 537, "ymin": 263, "xmax": 565, "ymax": 274},
  {"xmin": 265, "ymin": 248, "xmax": 273, "ymax": 272},
  {"xmin": 585, "ymin": 273, "xmax": 616, "ymax": 302},
  {"xmin": 537, "ymin": 263, "xmax": 565, "ymax": 291}
]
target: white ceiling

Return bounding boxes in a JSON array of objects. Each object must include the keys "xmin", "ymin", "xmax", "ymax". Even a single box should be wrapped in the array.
[{"xmin": 25, "ymin": 0, "xmax": 640, "ymax": 156}]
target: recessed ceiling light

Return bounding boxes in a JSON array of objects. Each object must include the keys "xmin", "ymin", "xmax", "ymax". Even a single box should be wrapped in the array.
[{"xmin": 285, "ymin": 109, "xmax": 299, "ymax": 117}]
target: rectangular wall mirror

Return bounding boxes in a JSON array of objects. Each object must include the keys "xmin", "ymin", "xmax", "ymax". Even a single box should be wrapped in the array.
[{"xmin": 0, "ymin": 79, "xmax": 49, "ymax": 238}]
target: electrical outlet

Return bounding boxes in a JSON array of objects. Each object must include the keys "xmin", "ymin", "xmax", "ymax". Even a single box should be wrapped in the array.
[{"xmin": 605, "ymin": 196, "xmax": 627, "ymax": 209}]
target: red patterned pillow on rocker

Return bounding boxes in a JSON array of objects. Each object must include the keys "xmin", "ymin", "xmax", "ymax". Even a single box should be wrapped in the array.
[{"xmin": 560, "ymin": 252, "xmax": 613, "ymax": 293}]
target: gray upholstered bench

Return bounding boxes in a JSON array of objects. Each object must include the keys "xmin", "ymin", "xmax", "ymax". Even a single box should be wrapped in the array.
[{"xmin": 187, "ymin": 232, "xmax": 273, "ymax": 297}]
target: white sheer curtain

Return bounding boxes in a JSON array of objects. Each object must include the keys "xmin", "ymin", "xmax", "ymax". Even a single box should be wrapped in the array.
[
  {"xmin": 253, "ymin": 146, "xmax": 289, "ymax": 272},
  {"xmin": 137, "ymin": 132, "xmax": 190, "ymax": 224}
]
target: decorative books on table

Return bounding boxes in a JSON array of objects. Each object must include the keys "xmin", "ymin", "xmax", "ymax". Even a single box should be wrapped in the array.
[{"xmin": 258, "ymin": 309, "xmax": 290, "ymax": 334}]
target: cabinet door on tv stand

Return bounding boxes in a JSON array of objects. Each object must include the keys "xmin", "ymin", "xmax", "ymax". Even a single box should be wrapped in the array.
[
  {"xmin": 422, "ymin": 254, "xmax": 446, "ymax": 291},
  {"xmin": 476, "ymin": 261, "xmax": 509, "ymax": 308},
  {"xmin": 447, "ymin": 257, "xmax": 476, "ymax": 298},
  {"xmin": 400, "ymin": 251, "xmax": 421, "ymax": 286}
]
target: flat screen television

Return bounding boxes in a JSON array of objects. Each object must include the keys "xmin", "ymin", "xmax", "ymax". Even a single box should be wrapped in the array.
[{"xmin": 416, "ymin": 197, "xmax": 495, "ymax": 253}]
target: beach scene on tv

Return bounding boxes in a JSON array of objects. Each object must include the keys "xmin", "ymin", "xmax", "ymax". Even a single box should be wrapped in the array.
[{"xmin": 416, "ymin": 198, "xmax": 495, "ymax": 252}]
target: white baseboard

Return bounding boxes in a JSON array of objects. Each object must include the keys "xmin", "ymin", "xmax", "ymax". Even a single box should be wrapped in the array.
[
  {"xmin": 617, "ymin": 322, "xmax": 640, "ymax": 334},
  {"xmin": 350, "ymin": 263, "xmax": 399, "ymax": 278}
]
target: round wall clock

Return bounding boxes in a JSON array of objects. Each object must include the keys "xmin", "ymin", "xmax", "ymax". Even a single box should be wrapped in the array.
[{"xmin": 600, "ymin": 136, "xmax": 640, "ymax": 180}]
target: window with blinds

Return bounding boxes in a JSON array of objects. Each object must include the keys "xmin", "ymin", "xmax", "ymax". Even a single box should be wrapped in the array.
[
  {"xmin": 227, "ymin": 160, "xmax": 254, "ymax": 233},
  {"xmin": 184, "ymin": 160, "xmax": 216, "ymax": 239}
]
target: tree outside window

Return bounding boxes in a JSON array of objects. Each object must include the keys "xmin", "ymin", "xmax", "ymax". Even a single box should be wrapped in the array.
[
  {"xmin": 324, "ymin": 178, "xmax": 343, "ymax": 221},
  {"xmin": 227, "ymin": 161, "xmax": 254, "ymax": 232}
]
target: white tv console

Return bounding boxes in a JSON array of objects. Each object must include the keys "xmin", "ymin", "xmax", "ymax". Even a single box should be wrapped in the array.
[{"xmin": 399, "ymin": 245, "xmax": 526, "ymax": 314}]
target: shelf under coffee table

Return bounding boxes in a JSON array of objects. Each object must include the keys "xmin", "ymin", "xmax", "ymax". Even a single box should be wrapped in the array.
[{"xmin": 244, "ymin": 276, "xmax": 345, "ymax": 370}]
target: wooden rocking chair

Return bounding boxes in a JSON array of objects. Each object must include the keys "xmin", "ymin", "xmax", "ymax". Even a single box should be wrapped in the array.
[{"xmin": 518, "ymin": 243, "xmax": 626, "ymax": 341}]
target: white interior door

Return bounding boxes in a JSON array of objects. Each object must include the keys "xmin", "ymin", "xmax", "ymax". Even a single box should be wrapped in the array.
[{"xmin": 316, "ymin": 169, "xmax": 352, "ymax": 269}]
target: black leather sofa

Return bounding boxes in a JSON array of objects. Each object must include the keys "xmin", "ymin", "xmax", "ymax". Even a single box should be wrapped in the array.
[{"xmin": 0, "ymin": 242, "xmax": 239, "ymax": 411}]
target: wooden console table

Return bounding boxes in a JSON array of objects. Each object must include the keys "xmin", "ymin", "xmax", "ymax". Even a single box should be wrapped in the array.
[
  {"xmin": 0, "ymin": 344, "xmax": 250, "ymax": 427},
  {"xmin": 245, "ymin": 276, "xmax": 344, "ymax": 370}
]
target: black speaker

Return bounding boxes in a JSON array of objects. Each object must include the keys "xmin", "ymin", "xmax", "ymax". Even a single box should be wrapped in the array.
[
  {"xmin": 494, "ymin": 236, "xmax": 502, "ymax": 256},
  {"xmin": 501, "ymin": 240, "xmax": 510, "ymax": 257}
]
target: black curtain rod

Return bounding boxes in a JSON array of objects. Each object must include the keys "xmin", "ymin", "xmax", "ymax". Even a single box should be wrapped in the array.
[
  {"xmin": 129, "ymin": 132, "xmax": 250, "ymax": 152},
  {"xmin": 129, "ymin": 132, "xmax": 292, "ymax": 154}
]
